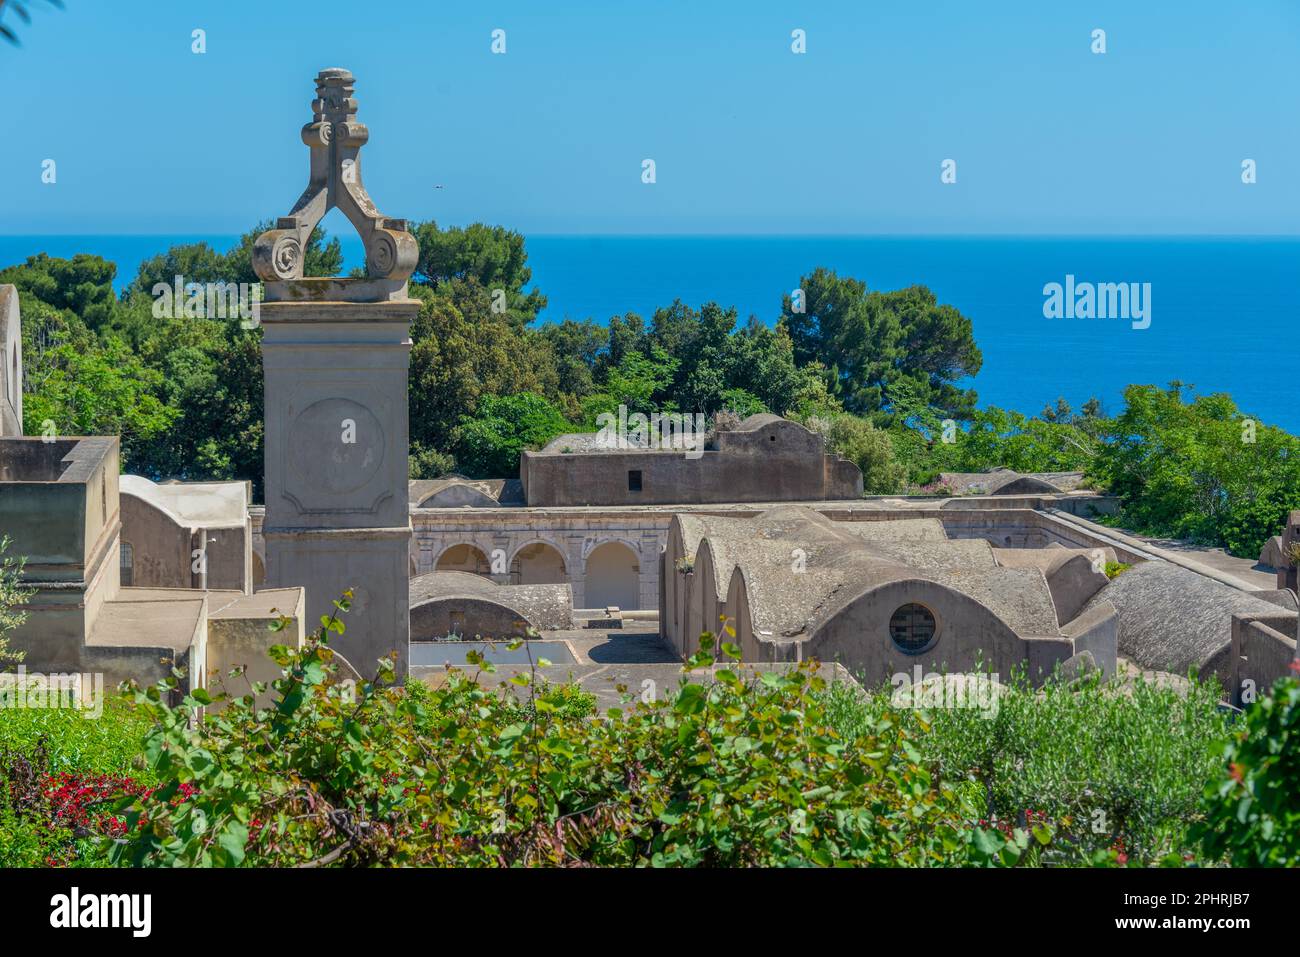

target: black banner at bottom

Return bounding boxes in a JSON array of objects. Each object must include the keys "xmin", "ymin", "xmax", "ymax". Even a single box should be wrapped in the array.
[{"xmin": 1, "ymin": 865, "xmax": 1292, "ymax": 943}]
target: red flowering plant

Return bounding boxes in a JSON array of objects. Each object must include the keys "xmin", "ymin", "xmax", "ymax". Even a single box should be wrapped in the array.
[
  {"xmin": 0, "ymin": 737, "xmax": 205, "ymax": 867},
  {"xmin": 0, "ymin": 740, "xmax": 94, "ymax": 866}
]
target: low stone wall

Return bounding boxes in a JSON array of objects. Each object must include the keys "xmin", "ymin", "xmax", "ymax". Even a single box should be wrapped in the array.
[
  {"xmin": 206, "ymin": 589, "xmax": 305, "ymax": 709},
  {"xmin": 1230, "ymin": 613, "xmax": 1298, "ymax": 705},
  {"xmin": 1059, "ymin": 600, "xmax": 1119, "ymax": 679}
]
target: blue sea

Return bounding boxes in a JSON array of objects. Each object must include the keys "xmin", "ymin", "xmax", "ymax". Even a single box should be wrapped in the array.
[{"xmin": 2, "ymin": 234, "xmax": 1297, "ymax": 431}]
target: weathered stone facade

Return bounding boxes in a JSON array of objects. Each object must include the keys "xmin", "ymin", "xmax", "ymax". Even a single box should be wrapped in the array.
[
  {"xmin": 1, "ymin": 437, "xmax": 303, "ymax": 695},
  {"xmin": 662, "ymin": 505, "xmax": 1120, "ymax": 686},
  {"xmin": 248, "ymin": 491, "xmax": 1125, "ymax": 615},
  {"xmin": 119, "ymin": 476, "xmax": 252, "ymax": 592},
  {"xmin": 409, "ymin": 571, "xmax": 573, "ymax": 640},
  {"xmin": 521, "ymin": 414, "xmax": 862, "ymax": 507}
]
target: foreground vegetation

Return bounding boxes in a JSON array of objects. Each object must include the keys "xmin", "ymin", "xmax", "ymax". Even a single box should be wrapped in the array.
[
  {"xmin": 5, "ymin": 228, "xmax": 1299, "ymax": 558},
  {"xmin": 825, "ymin": 670, "xmax": 1231, "ymax": 865},
  {"xmin": 1, "ymin": 604, "xmax": 1296, "ymax": 868}
]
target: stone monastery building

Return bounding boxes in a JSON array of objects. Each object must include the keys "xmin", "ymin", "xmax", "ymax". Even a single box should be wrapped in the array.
[{"xmin": 2, "ymin": 70, "xmax": 1297, "ymax": 705}]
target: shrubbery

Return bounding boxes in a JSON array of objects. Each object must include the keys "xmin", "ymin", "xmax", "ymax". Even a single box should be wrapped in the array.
[
  {"xmin": 0, "ymin": 535, "xmax": 32, "ymax": 666},
  {"xmin": 0, "ymin": 697, "xmax": 160, "ymax": 866},
  {"xmin": 1094, "ymin": 383, "xmax": 1300, "ymax": 557},
  {"xmin": 107, "ymin": 608, "xmax": 1035, "ymax": 867},
  {"xmin": 821, "ymin": 668, "xmax": 1231, "ymax": 866},
  {"xmin": 452, "ymin": 391, "xmax": 572, "ymax": 477},
  {"xmin": 1192, "ymin": 672, "xmax": 1300, "ymax": 866},
  {"xmin": 3, "ymin": 604, "xmax": 1298, "ymax": 868},
  {"xmin": 799, "ymin": 413, "xmax": 907, "ymax": 494}
]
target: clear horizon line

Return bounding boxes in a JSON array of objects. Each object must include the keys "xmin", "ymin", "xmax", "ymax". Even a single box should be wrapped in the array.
[{"xmin": 3, "ymin": 230, "xmax": 1299, "ymax": 240}]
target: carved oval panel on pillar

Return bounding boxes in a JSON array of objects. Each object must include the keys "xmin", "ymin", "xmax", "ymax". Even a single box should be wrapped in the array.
[{"xmin": 288, "ymin": 397, "xmax": 385, "ymax": 496}]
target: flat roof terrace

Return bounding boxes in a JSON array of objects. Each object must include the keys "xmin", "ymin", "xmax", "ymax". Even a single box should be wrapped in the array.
[{"xmin": 0, "ymin": 436, "xmax": 117, "ymax": 483}]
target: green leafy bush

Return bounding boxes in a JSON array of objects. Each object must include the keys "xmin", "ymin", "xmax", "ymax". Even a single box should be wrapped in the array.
[
  {"xmin": 1192, "ymin": 674, "xmax": 1300, "ymax": 866},
  {"xmin": 1103, "ymin": 561, "xmax": 1131, "ymax": 580},
  {"xmin": 886, "ymin": 399, "xmax": 1101, "ymax": 489},
  {"xmin": 799, "ymin": 413, "xmax": 906, "ymax": 494},
  {"xmin": 1, "ymin": 599, "xmax": 1245, "ymax": 869},
  {"xmin": 110, "ymin": 604, "xmax": 1031, "ymax": 868},
  {"xmin": 0, "ymin": 535, "xmax": 33, "ymax": 666},
  {"xmin": 821, "ymin": 668, "xmax": 1230, "ymax": 865}
]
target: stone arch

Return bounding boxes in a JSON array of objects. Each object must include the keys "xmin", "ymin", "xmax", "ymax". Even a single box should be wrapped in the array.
[
  {"xmin": 583, "ymin": 540, "xmax": 641, "ymax": 610},
  {"xmin": 435, "ymin": 543, "xmax": 492, "ymax": 577},
  {"xmin": 727, "ymin": 566, "xmax": 758, "ymax": 662},
  {"xmin": 806, "ymin": 579, "xmax": 1027, "ymax": 688},
  {"xmin": 689, "ymin": 539, "xmax": 727, "ymax": 657},
  {"xmin": 994, "ymin": 476, "xmax": 1062, "ymax": 496},
  {"xmin": 509, "ymin": 540, "xmax": 567, "ymax": 585},
  {"xmin": 582, "ymin": 535, "xmax": 642, "ymax": 563},
  {"xmin": 417, "ymin": 484, "xmax": 499, "ymax": 508}
]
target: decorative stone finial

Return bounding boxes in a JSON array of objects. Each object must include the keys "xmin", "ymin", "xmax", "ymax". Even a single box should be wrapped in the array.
[{"xmin": 253, "ymin": 69, "xmax": 418, "ymax": 285}]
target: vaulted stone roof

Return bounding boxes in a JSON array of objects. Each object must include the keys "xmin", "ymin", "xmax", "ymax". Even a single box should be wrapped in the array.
[
  {"xmin": 734, "ymin": 413, "xmax": 784, "ymax": 431},
  {"xmin": 410, "ymin": 476, "xmax": 525, "ymax": 508},
  {"xmin": 409, "ymin": 570, "xmax": 573, "ymax": 630},
  {"xmin": 682, "ymin": 515, "xmax": 762, "ymax": 602},
  {"xmin": 710, "ymin": 505, "xmax": 1062, "ymax": 642},
  {"xmin": 1079, "ymin": 561, "xmax": 1297, "ymax": 676},
  {"xmin": 120, "ymin": 475, "xmax": 249, "ymax": 528},
  {"xmin": 939, "ymin": 468, "xmax": 1086, "ymax": 495}
]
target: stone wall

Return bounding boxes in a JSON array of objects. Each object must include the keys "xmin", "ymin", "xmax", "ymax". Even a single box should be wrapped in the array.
[
  {"xmin": 1230, "ymin": 612, "xmax": 1299, "ymax": 705},
  {"xmin": 520, "ymin": 418, "xmax": 862, "ymax": 507},
  {"xmin": 2, "ymin": 438, "xmax": 122, "ymax": 672},
  {"xmin": 250, "ymin": 495, "xmax": 1122, "ymax": 617},
  {"xmin": 206, "ymin": 588, "xmax": 305, "ymax": 710},
  {"xmin": 118, "ymin": 478, "xmax": 252, "ymax": 592}
]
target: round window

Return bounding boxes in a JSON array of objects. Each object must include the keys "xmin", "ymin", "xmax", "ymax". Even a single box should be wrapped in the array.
[{"xmin": 889, "ymin": 603, "xmax": 937, "ymax": 655}]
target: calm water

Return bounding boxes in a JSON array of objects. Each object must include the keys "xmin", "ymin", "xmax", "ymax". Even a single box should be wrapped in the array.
[{"xmin": 2, "ymin": 234, "xmax": 1296, "ymax": 430}]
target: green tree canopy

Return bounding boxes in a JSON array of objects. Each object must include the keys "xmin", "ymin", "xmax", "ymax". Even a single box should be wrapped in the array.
[
  {"xmin": 22, "ymin": 339, "xmax": 176, "ymax": 462},
  {"xmin": 1095, "ymin": 383, "xmax": 1300, "ymax": 556},
  {"xmin": 453, "ymin": 391, "xmax": 572, "ymax": 478},
  {"xmin": 412, "ymin": 221, "xmax": 546, "ymax": 326},
  {"xmin": 782, "ymin": 268, "xmax": 982, "ymax": 421},
  {"xmin": 0, "ymin": 253, "xmax": 117, "ymax": 331}
]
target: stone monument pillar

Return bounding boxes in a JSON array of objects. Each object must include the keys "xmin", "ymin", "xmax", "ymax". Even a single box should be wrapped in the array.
[{"xmin": 255, "ymin": 68, "xmax": 418, "ymax": 677}]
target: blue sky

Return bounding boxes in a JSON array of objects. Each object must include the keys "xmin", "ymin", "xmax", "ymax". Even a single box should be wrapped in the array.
[{"xmin": 2, "ymin": 0, "xmax": 1297, "ymax": 234}]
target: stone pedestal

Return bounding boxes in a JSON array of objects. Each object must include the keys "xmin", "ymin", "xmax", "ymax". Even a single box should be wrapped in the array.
[{"xmin": 261, "ymin": 297, "xmax": 416, "ymax": 676}]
